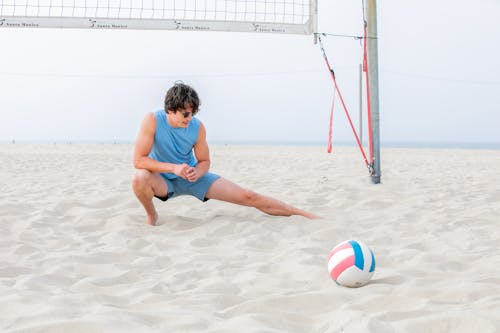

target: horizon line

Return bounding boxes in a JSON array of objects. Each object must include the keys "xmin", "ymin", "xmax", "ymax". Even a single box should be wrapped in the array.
[{"xmin": 1, "ymin": 139, "xmax": 499, "ymax": 150}]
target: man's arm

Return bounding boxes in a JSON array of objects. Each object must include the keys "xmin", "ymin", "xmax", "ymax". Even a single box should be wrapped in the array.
[
  {"xmin": 133, "ymin": 113, "xmax": 188, "ymax": 177},
  {"xmin": 186, "ymin": 122, "xmax": 210, "ymax": 182}
]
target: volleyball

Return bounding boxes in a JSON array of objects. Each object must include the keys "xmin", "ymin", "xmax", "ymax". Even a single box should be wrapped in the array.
[{"xmin": 327, "ymin": 240, "xmax": 376, "ymax": 287}]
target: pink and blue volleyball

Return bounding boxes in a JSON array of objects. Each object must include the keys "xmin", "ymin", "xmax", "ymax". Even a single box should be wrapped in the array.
[{"xmin": 327, "ymin": 240, "xmax": 376, "ymax": 287}]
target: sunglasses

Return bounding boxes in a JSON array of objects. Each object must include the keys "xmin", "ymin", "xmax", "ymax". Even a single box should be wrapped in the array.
[{"xmin": 180, "ymin": 111, "xmax": 196, "ymax": 118}]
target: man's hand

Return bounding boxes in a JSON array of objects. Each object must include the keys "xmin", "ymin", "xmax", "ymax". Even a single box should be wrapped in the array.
[
  {"xmin": 173, "ymin": 163, "xmax": 190, "ymax": 179},
  {"xmin": 185, "ymin": 166, "xmax": 200, "ymax": 182}
]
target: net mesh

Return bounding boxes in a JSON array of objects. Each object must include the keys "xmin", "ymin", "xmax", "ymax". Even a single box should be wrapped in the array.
[{"xmin": 1, "ymin": 0, "xmax": 314, "ymax": 31}]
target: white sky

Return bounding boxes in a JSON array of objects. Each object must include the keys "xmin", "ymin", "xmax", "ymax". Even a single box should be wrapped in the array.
[{"xmin": 0, "ymin": 0, "xmax": 499, "ymax": 145}]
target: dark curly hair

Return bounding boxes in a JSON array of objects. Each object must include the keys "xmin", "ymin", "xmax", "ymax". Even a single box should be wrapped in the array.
[{"xmin": 164, "ymin": 82, "xmax": 200, "ymax": 114}]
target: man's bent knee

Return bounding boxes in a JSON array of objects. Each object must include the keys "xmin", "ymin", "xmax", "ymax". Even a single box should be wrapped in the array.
[
  {"xmin": 132, "ymin": 169, "xmax": 153, "ymax": 189},
  {"xmin": 132, "ymin": 169, "xmax": 168, "ymax": 198}
]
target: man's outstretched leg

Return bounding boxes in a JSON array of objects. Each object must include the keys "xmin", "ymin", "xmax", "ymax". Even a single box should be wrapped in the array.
[
  {"xmin": 132, "ymin": 169, "xmax": 168, "ymax": 226},
  {"xmin": 205, "ymin": 178, "xmax": 319, "ymax": 219}
]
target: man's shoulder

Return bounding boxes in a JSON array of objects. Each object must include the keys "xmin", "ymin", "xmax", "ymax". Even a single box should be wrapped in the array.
[
  {"xmin": 150, "ymin": 109, "xmax": 164, "ymax": 119},
  {"xmin": 141, "ymin": 112, "xmax": 159, "ymax": 134},
  {"xmin": 193, "ymin": 118, "xmax": 206, "ymax": 142},
  {"xmin": 145, "ymin": 110, "xmax": 165, "ymax": 123},
  {"xmin": 143, "ymin": 112, "xmax": 154, "ymax": 123}
]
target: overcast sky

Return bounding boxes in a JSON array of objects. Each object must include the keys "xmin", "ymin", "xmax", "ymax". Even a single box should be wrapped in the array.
[{"xmin": 0, "ymin": 0, "xmax": 498, "ymax": 146}]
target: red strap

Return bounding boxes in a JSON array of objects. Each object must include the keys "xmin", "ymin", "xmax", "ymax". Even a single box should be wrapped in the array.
[
  {"xmin": 319, "ymin": 35, "xmax": 370, "ymax": 167},
  {"xmin": 327, "ymin": 89, "xmax": 335, "ymax": 153},
  {"xmin": 332, "ymin": 72, "xmax": 370, "ymax": 167}
]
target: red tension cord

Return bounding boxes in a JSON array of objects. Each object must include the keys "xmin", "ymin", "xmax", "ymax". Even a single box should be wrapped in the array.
[
  {"xmin": 318, "ymin": 34, "xmax": 370, "ymax": 168},
  {"xmin": 327, "ymin": 85, "xmax": 335, "ymax": 153}
]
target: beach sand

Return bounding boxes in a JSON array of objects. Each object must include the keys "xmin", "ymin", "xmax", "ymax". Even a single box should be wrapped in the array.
[{"xmin": 1, "ymin": 143, "xmax": 499, "ymax": 332}]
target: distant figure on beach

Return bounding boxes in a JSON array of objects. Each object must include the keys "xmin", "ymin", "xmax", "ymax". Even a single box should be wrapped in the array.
[{"xmin": 132, "ymin": 82, "xmax": 318, "ymax": 225}]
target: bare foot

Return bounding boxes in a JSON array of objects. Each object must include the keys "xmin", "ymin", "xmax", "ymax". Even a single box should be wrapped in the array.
[{"xmin": 147, "ymin": 211, "xmax": 158, "ymax": 226}]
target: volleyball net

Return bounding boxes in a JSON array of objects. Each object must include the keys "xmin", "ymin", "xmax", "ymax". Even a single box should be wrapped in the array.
[{"xmin": 0, "ymin": 0, "xmax": 316, "ymax": 34}]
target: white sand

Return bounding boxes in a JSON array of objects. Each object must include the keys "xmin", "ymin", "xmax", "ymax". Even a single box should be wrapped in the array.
[{"xmin": 1, "ymin": 143, "xmax": 499, "ymax": 332}]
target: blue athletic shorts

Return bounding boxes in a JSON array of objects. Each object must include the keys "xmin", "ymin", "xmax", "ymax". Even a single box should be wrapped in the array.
[{"xmin": 154, "ymin": 172, "xmax": 220, "ymax": 202}]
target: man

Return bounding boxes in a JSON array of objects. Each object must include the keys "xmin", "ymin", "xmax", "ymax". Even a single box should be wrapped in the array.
[{"xmin": 132, "ymin": 82, "xmax": 318, "ymax": 225}]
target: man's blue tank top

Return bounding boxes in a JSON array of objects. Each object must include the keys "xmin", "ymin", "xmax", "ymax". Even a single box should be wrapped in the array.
[{"xmin": 149, "ymin": 110, "xmax": 201, "ymax": 179}]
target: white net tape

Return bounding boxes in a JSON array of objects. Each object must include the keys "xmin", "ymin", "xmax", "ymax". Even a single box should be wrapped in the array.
[{"xmin": 0, "ymin": 0, "xmax": 316, "ymax": 34}]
